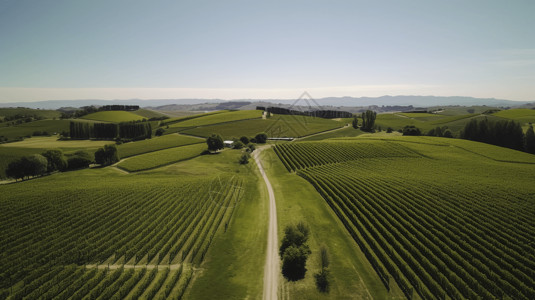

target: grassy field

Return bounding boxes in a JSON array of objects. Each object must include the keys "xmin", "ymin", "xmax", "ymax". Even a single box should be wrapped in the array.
[
  {"xmin": 0, "ymin": 136, "xmax": 113, "ymax": 149},
  {"xmin": 397, "ymin": 112, "xmax": 446, "ymax": 121},
  {"xmin": 161, "ymin": 111, "xmax": 227, "ymax": 126},
  {"xmin": 0, "ymin": 119, "xmax": 70, "ymax": 140},
  {"xmin": 131, "ymin": 108, "xmax": 169, "ymax": 119},
  {"xmin": 0, "ymin": 107, "xmax": 61, "ymax": 120},
  {"xmin": 492, "ymin": 108, "xmax": 535, "ymax": 127},
  {"xmin": 274, "ymin": 136, "xmax": 535, "ymax": 299},
  {"xmin": 117, "ymin": 134, "xmax": 204, "ymax": 158},
  {"xmin": 299, "ymin": 126, "xmax": 367, "ymax": 141},
  {"xmin": 0, "ymin": 137, "xmax": 113, "ymax": 179},
  {"xmin": 182, "ymin": 115, "xmax": 344, "ymax": 139},
  {"xmin": 117, "ymin": 143, "xmax": 207, "ymax": 172},
  {"xmin": 168, "ymin": 110, "xmax": 262, "ymax": 129},
  {"xmin": 81, "ymin": 111, "xmax": 146, "ymax": 122},
  {"xmin": 261, "ymin": 147, "xmax": 401, "ymax": 299},
  {"xmin": 0, "ymin": 148, "xmax": 262, "ymax": 299}
]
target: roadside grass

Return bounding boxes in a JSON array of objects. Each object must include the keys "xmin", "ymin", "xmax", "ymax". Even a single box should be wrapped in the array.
[
  {"xmin": 182, "ymin": 115, "xmax": 344, "ymax": 139},
  {"xmin": 81, "ymin": 111, "xmax": 146, "ymax": 122},
  {"xmin": 117, "ymin": 143, "xmax": 207, "ymax": 172},
  {"xmin": 262, "ymin": 148, "xmax": 401, "ymax": 299},
  {"xmin": 168, "ymin": 110, "xmax": 262, "ymax": 129},
  {"xmin": 185, "ymin": 150, "xmax": 267, "ymax": 299},
  {"xmin": 117, "ymin": 134, "xmax": 204, "ymax": 158}
]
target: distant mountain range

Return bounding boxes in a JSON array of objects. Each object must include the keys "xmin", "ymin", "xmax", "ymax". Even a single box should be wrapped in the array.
[{"xmin": 0, "ymin": 96, "xmax": 531, "ymax": 110}]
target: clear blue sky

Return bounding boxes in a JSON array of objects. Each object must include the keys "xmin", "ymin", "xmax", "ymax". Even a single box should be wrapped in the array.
[{"xmin": 1, "ymin": 0, "xmax": 534, "ymax": 101}]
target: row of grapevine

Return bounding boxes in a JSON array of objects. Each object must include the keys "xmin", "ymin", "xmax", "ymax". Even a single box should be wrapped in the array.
[
  {"xmin": 273, "ymin": 140, "xmax": 420, "ymax": 171},
  {"xmin": 276, "ymin": 140, "xmax": 535, "ymax": 299},
  {"xmin": 0, "ymin": 175, "xmax": 244, "ymax": 299}
]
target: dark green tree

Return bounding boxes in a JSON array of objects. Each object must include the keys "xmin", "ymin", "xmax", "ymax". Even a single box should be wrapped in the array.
[
  {"xmin": 206, "ymin": 134, "xmax": 224, "ymax": 152},
  {"xmin": 95, "ymin": 144, "xmax": 119, "ymax": 166},
  {"xmin": 239, "ymin": 136, "xmax": 249, "ymax": 145},
  {"xmin": 255, "ymin": 132, "xmax": 268, "ymax": 144},
  {"xmin": 402, "ymin": 125, "xmax": 421, "ymax": 136},
  {"xmin": 280, "ymin": 222, "xmax": 310, "ymax": 256},
  {"xmin": 67, "ymin": 151, "xmax": 93, "ymax": 170},
  {"xmin": 41, "ymin": 149, "xmax": 68, "ymax": 172},
  {"xmin": 26, "ymin": 154, "xmax": 48, "ymax": 177},
  {"xmin": 239, "ymin": 153, "xmax": 250, "ymax": 164},
  {"xmin": 5, "ymin": 159, "xmax": 25, "ymax": 181},
  {"xmin": 524, "ymin": 124, "xmax": 535, "ymax": 154},
  {"xmin": 352, "ymin": 115, "xmax": 359, "ymax": 129},
  {"xmin": 282, "ymin": 245, "xmax": 310, "ymax": 281},
  {"xmin": 360, "ymin": 110, "xmax": 376, "ymax": 132},
  {"xmin": 314, "ymin": 268, "xmax": 330, "ymax": 292},
  {"xmin": 155, "ymin": 128, "xmax": 165, "ymax": 136},
  {"xmin": 233, "ymin": 141, "xmax": 244, "ymax": 149}
]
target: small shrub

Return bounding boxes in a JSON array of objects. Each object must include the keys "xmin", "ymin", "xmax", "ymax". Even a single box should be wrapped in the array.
[
  {"xmin": 155, "ymin": 128, "xmax": 165, "ymax": 136},
  {"xmin": 314, "ymin": 268, "xmax": 330, "ymax": 292},
  {"xmin": 239, "ymin": 153, "xmax": 250, "ymax": 164}
]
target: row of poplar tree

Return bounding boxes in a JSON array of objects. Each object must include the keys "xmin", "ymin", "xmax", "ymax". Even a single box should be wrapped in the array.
[{"xmin": 69, "ymin": 121, "xmax": 152, "ymax": 140}]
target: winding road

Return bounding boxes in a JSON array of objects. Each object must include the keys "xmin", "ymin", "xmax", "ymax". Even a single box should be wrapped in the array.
[{"xmin": 253, "ymin": 148, "xmax": 279, "ymax": 300}]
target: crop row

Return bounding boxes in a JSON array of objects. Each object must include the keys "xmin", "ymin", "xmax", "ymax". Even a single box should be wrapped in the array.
[
  {"xmin": 273, "ymin": 140, "xmax": 420, "ymax": 171},
  {"xmin": 0, "ymin": 175, "xmax": 242, "ymax": 298},
  {"xmin": 299, "ymin": 163, "xmax": 535, "ymax": 299}
]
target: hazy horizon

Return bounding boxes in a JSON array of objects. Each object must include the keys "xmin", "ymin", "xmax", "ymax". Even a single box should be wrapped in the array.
[{"xmin": 1, "ymin": 0, "xmax": 534, "ymax": 102}]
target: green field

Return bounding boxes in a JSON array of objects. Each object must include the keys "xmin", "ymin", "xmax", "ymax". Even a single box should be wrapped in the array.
[
  {"xmin": 0, "ymin": 136, "xmax": 113, "ymax": 149},
  {"xmin": 262, "ymin": 147, "xmax": 402, "ymax": 299},
  {"xmin": 161, "ymin": 111, "xmax": 227, "ymax": 126},
  {"xmin": 274, "ymin": 137, "xmax": 535, "ymax": 299},
  {"xmin": 168, "ymin": 110, "xmax": 262, "ymax": 129},
  {"xmin": 81, "ymin": 111, "xmax": 146, "ymax": 122},
  {"xmin": 131, "ymin": 108, "xmax": 169, "ymax": 119},
  {"xmin": 117, "ymin": 143, "xmax": 207, "ymax": 172},
  {"xmin": 0, "ymin": 137, "xmax": 114, "ymax": 179},
  {"xmin": 0, "ymin": 119, "xmax": 70, "ymax": 140},
  {"xmin": 183, "ymin": 114, "xmax": 344, "ymax": 139},
  {"xmin": 2, "ymin": 106, "xmax": 535, "ymax": 299},
  {"xmin": 0, "ymin": 107, "xmax": 61, "ymax": 121},
  {"xmin": 492, "ymin": 108, "xmax": 535, "ymax": 127},
  {"xmin": 117, "ymin": 134, "xmax": 204, "ymax": 158},
  {"xmin": 0, "ymin": 148, "xmax": 263, "ymax": 299}
]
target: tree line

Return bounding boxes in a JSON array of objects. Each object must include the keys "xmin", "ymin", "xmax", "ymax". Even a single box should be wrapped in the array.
[
  {"xmin": 257, "ymin": 106, "xmax": 353, "ymax": 118},
  {"xmin": 60, "ymin": 105, "xmax": 139, "ymax": 119},
  {"xmin": 5, "ymin": 145, "xmax": 119, "ymax": 181},
  {"xmin": 69, "ymin": 121, "xmax": 152, "ymax": 140},
  {"xmin": 461, "ymin": 118, "xmax": 535, "ymax": 153}
]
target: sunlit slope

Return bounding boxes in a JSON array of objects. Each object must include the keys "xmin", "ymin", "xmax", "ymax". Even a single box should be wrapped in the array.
[{"xmin": 81, "ymin": 111, "xmax": 146, "ymax": 122}]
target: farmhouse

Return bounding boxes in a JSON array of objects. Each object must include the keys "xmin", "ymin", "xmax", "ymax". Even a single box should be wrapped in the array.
[{"xmin": 224, "ymin": 140, "xmax": 234, "ymax": 148}]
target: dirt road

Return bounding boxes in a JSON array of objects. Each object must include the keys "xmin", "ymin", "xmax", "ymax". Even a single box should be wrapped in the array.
[{"xmin": 253, "ymin": 148, "xmax": 279, "ymax": 300}]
